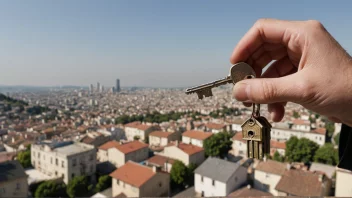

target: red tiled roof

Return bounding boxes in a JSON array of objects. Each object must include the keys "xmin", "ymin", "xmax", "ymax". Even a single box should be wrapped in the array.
[
  {"xmin": 205, "ymin": 123, "xmax": 226, "ymax": 130},
  {"xmin": 293, "ymin": 119, "xmax": 310, "ymax": 126},
  {"xmin": 116, "ymin": 140, "xmax": 148, "ymax": 154},
  {"xmin": 229, "ymin": 186, "xmax": 273, "ymax": 197},
  {"xmin": 182, "ymin": 130, "xmax": 212, "ymax": 140},
  {"xmin": 313, "ymin": 128, "xmax": 326, "ymax": 135},
  {"xmin": 149, "ymin": 131, "xmax": 173, "ymax": 138},
  {"xmin": 110, "ymin": 161, "xmax": 155, "ymax": 187},
  {"xmin": 124, "ymin": 121, "xmax": 152, "ymax": 131},
  {"xmin": 255, "ymin": 160, "xmax": 288, "ymax": 176},
  {"xmin": 271, "ymin": 140, "xmax": 286, "ymax": 149},
  {"xmin": 232, "ymin": 132, "xmax": 246, "ymax": 143},
  {"xmin": 146, "ymin": 155, "xmax": 175, "ymax": 166},
  {"xmin": 177, "ymin": 143, "xmax": 204, "ymax": 155},
  {"xmin": 275, "ymin": 169, "xmax": 325, "ymax": 196},
  {"xmin": 98, "ymin": 140, "xmax": 120, "ymax": 151}
]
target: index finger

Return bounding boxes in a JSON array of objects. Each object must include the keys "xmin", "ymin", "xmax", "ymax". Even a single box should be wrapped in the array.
[{"xmin": 230, "ymin": 18, "xmax": 303, "ymax": 65}]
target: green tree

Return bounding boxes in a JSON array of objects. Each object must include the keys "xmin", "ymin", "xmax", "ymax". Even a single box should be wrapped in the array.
[
  {"xmin": 204, "ymin": 132, "xmax": 232, "ymax": 158},
  {"xmin": 66, "ymin": 175, "xmax": 89, "ymax": 198},
  {"xmin": 273, "ymin": 151, "xmax": 284, "ymax": 162},
  {"xmin": 325, "ymin": 121, "xmax": 335, "ymax": 138},
  {"xmin": 334, "ymin": 133, "xmax": 340, "ymax": 145},
  {"xmin": 95, "ymin": 175, "xmax": 112, "ymax": 193},
  {"xmin": 17, "ymin": 145, "xmax": 31, "ymax": 168},
  {"xmin": 186, "ymin": 163, "xmax": 197, "ymax": 186},
  {"xmin": 314, "ymin": 143, "xmax": 339, "ymax": 165},
  {"xmin": 35, "ymin": 180, "xmax": 67, "ymax": 198},
  {"xmin": 133, "ymin": 135, "xmax": 140, "ymax": 140},
  {"xmin": 285, "ymin": 137, "xmax": 319, "ymax": 163},
  {"xmin": 293, "ymin": 111, "xmax": 300, "ymax": 119},
  {"xmin": 170, "ymin": 160, "xmax": 188, "ymax": 188}
]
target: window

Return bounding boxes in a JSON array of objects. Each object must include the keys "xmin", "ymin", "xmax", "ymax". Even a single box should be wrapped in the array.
[
  {"xmin": 62, "ymin": 161, "xmax": 65, "ymax": 168},
  {"xmin": 33, "ymin": 151, "xmax": 36, "ymax": 158},
  {"xmin": 212, "ymin": 180, "xmax": 215, "ymax": 186},
  {"xmin": 132, "ymin": 186, "xmax": 137, "ymax": 192},
  {"xmin": 56, "ymin": 158, "xmax": 58, "ymax": 165},
  {"xmin": 62, "ymin": 174, "xmax": 65, "ymax": 180},
  {"xmin": 116, "ymin": 179, "xmax": 119, "ymax": 185},
  {"xmin": 55, "ymin": 171, "xmax": 58, "ymax": 176},
  {"xmin": 51, "ymin": 157, "xmax": 53, "ymax": 164},
  {"xmin": 73, "ymin": 159, "xmax": 77, "ymax": 167},
  {"xmin": 16, "ymin": 183, "xmax": 21, "ymax": 190},
  {"xmin": 72, "ymin": 173, "xmax": 75, "ymax": 179},
  {"xmin": 319, "ymin": 137, "xmax": 322, "ymax": 140},
  {"xmin": 201, "ymin": 176, "xmax": 203, "ymax": 182},
  {"xmin": 38, "ymin": 152, "xmax": 40, "ymax": 158}
]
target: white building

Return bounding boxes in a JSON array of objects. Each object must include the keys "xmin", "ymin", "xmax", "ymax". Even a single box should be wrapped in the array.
[
  {"xmin": 124, "ymin": 122, "xmax": 160, "ymax": 142},
  {"xmin": 149, "ymin": 131, "xmax": 180, "ymax": 147},
  {"xmin": 194, "ymin": 157, "xmax": 247, "ymax": 197},
  {"xmin": 231, "ymin": 132, "xmax": 247, "ymax": 158},
  {"xmin": 254, "ymin": 159, "xmax": 289, "ymax": 196},
  {"xmin": 204, "ymin": 123, "xmax": 227, "ymax": 134},
  {"xmin": 182, "ymin": 130, "xmax": 213, "ymax": 148},
  {"xmin": 97, "ymin": 126, "xmax": 125, "ymax": 141},
  {"xmin": 271, "ymin": 127, "xmax": 326, "ymax": 146},
  {"xmin": 31, "ymin": 141, "xmax": 96, "ymax": 184},
  {"xmin": 335, "ymin": 168, "xmax": 352, "ymax": 197},
  {"xmin": 292, "ymin": 119, "xmax": 311, "ymax": 131}
]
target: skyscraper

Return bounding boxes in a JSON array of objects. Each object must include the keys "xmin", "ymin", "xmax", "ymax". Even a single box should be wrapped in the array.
[
  {"xmin": 116, "ymin": 79, "xmax": 121, "ymax": 92},
  {"xmin": 97, "ymin": 82, "xmax": 100, "ymax": 92},
  {"xmin": 89, "ymin": 84, "xmax": 94, "ymax": 93}
]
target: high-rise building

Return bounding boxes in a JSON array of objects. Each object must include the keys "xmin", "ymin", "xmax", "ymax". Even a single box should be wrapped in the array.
[
  {"xmin": 116, "ymin": 79, "xmax": 121, "ymax": 92},
  {"xmin": 89, "ymin": 84, "xmax": 94, "ymax": 93},
  {"xmin": 97, "ymin": 82, "xmax": 100, "ymax": 92}
]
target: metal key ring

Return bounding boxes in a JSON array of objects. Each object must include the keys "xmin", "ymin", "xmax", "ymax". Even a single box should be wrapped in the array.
[{"xmin": 252, "ymin": 103, "xmax": 260, "ymax": 118}]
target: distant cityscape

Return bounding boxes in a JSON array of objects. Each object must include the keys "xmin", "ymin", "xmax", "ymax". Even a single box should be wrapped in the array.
[{"xmin": 0, "ymin": 79, "xmax": 349, "ymax": 198}]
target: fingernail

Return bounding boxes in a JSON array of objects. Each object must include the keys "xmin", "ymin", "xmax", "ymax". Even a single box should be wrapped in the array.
[{"xmin": 233, "ymin": 82, "xmax": 250, "ymax": 101}]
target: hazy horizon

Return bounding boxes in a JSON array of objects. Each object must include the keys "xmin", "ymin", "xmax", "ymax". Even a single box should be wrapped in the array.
[{"xmin": 1, "ymin": 0, "xmax": 352, "ymax": 88}]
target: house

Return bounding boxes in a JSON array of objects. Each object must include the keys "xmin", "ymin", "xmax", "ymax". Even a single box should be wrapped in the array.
[
  {"xmin": 228, "ymin": 185, "xmax": 272, "ymax": 197},
  {"xmin": 97, "ymin": 140, "xmax": 120, "ymax": 162},
  {"xmin": 149, "ymin": 131, "xmax": 180, "ymax": 147},
  {"xmin": 110, "ymin": 161, "xmax": 170, "ymax": 197},
  {"xmin": 79, "ymin": 131, "xmax": 111, "ymax": 148},
  {"xmin": 194, "ymin": 157, "xmax": 247, "ymax": 197},
  {"xmin": 181, "ymin": 130, "xmax": 212, "ymax": 148},
  {"xmin": 106, "ymin": 140, "xmax": 149, "ymax": 168},
  {"xmin": 335, "ymin": 168, "xmax": 352, "ymax": 197},
  {"xmin": 254, "ymin": 159, "xmax": 289, "ymax": 196},
  {"xmin": 0, "ymin": 160, "xmax": 28, "ymax": 198},
  {"xmin": 231, "ymin": 132, "xmax": 247, "ymax": 158},
  {"xmin": 230, "ymin": 119, "xmax": 245, "ymax": 132},
  {"xmin": 309, "ymin": 162, "xmax": 336, "ymax": 179},
  {"xmin": 155, "ymin": 141, "xmax": 205, "ymax": 166},
  {"xmin": 204, "ymin": 123, "xmax": 226, "ymax": 133},
  {"xmin": 145, "ymin": 155, "xmax": 175, "ymax": 173},
  {"xmin": 292, "ymin": 119, "xmax": 311, "ymax": 131},
  {"xmin": 31, "ymin": 141, "xmax": 96, "ymax": 184},
  {"xmin": 270, "ymin": 126, "xmax": 326, "ymax": 146},
  {"xmin": 270, "ymin": 140, "xmax": 286, "ymax": 156},
  {"xmin": 124, "ymin": 121, "xmax": 160, "ymax": 142},
  {"xmin": 275, "ymin": 169, "xmax": 332, "ymax": 196},
  {"xmin": 98, "ymin": 126, "xmax": 125, "ymax": 141}
]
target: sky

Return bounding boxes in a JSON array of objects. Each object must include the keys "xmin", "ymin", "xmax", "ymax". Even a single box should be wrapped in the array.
[{"xmin": 1, "ymin": 0, "xmax": 352, "ymax": 88}]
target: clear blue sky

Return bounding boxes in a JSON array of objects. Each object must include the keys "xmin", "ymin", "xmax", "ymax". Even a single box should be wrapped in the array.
[{"xmin": 1, "ymin": 0, "xmax": 352, "ymax": 87}]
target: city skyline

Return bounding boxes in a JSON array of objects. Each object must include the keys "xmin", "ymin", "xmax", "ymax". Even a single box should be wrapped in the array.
[{"xmin": 1, "ymin": 1, "xmax": 352, "ymax": 87}]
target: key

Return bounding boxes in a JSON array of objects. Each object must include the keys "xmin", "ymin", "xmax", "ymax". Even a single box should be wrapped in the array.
[{"xmin": 185, "ymin": 62, "xmax": 256, "ymax": 99}]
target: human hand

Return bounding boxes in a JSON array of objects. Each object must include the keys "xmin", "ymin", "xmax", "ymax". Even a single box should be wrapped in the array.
[{"xmin": 230, "ymin": 19, "xmax": 352, "ymax": 126}]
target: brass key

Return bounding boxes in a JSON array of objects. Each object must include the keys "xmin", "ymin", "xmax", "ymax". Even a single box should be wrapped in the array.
[{"xmin": 185, "ymin": 62, "xmax": 256, "ymax": 99}]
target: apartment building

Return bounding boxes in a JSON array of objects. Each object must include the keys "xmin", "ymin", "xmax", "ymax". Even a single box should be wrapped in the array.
[
  {"xmin": 182, "ymin": 130, "xmax": 212, "ymax": 148},
  {"xmin": 31, "ymin": 141, "xmax": 96, "ymax": 184},
  {"xmin": 0, "ymin": 160, "xmax": 28, "ymax": 198},
  {"xmin": 149, "ymin": 131, "xmax": 180, "ymax": 147},
  {"xmin": 124, "ymin": 121, "xmax": 160, "ymax": 142}
]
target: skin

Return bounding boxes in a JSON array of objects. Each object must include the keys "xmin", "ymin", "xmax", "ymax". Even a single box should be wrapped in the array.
[{"xmin": 230, "ymin": 19, "xmax": 352, "ymax": 127}]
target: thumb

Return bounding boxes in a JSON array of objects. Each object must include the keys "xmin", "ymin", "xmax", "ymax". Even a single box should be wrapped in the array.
[{"xmin": 233, "ymin": 73, "xmax": 311, "ymax": 104}]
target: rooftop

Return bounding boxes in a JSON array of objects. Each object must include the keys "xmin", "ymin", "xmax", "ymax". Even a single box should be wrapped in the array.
[
  {"xmin": 271, "ymin": 140, "xmax": 286, "ymax": 149},
  {"xmin": 0, "ymin": 160, "xmax": 27, "ymax": 184},
  {"xmin": 275, "ymin": 169, "xmax": 325, "ymax": 196},
  {"xmin": 115, "ymin": 140, "xmax": 148, "ymax": 154},
  {"xmin": 146, "ymin": 155, "xmax": 175, "ymax": 167},
  {"xmin": 255, "ymin": 159, "xmax": 288, "ymax": 176},
  {"xmin": 54, "ymin": 142, "xmax": 94, "ymax": 156},
  {"xmin": 232, "ymin": 132, "xmax": 245, "ymax": 143},
  {"xmin": 194, "ymin": 157, "xmax": 242, "ymax": 183},
  {"xmin": 228, "ymin": 186, "xmax": 273, "ymax": 197},
  {"xmin": 110, "ymin": 161, "xmax": 156, "ymax": 187},
  {"xmin": 176, "ymin": 143, "xmax": 204, "ymax": 155},
  {"xmin": 182, "ymin": 130, "xmax": 213, "ymax": 140},
  {"xmin": 205, "ymin": 122, "xmax": 225, "ymax": 130},
  {"xmin": 309, "ymin": 162, "xmax": 335, "ymax": 179},
  {"xmin": 98, "ymin": 140, "xmax": 120, "ymax": 151}
]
